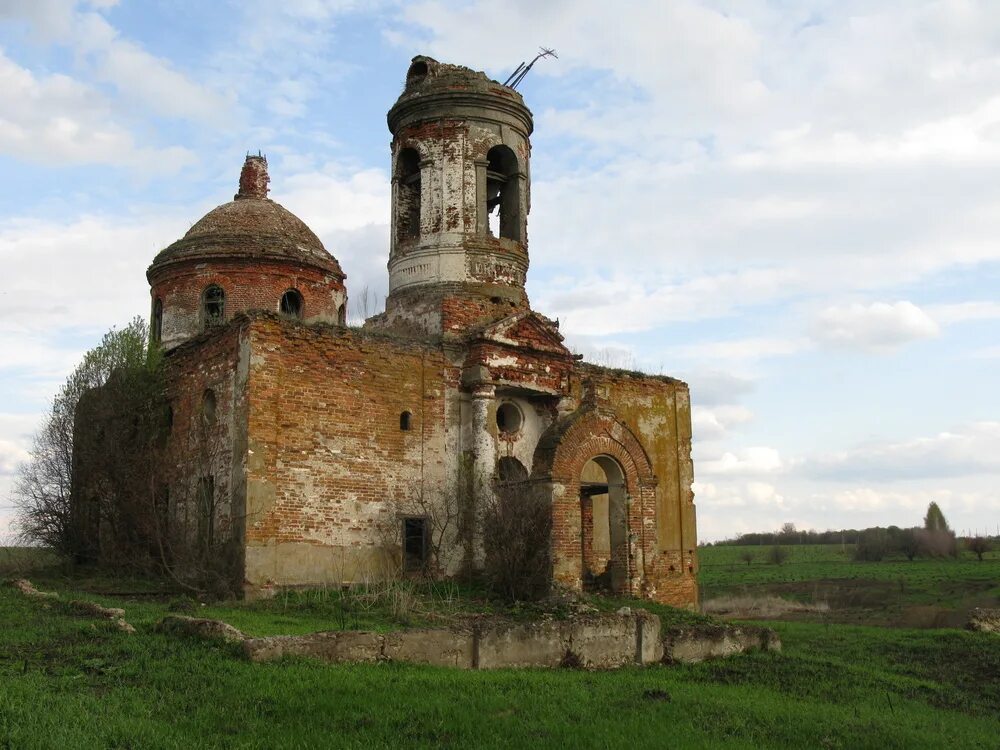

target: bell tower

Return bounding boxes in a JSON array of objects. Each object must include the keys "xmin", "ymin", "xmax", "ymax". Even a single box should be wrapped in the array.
[{"xmin": 378, "ymin": 56, "xmax": 534, "ymax": 339}]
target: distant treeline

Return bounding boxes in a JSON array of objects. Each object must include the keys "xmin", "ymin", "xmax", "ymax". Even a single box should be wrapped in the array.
[
  {"xmin": 710, "ymin": 528, "xmax": 864, "ymax": 547},
  {"xmin": 709, "ymin": 523, "xmax": 994, "ymax": 563}
]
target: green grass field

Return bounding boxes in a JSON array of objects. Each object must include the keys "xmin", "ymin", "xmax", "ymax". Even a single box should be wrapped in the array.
[
  {"xmin": 2, "ymin": 546, "xmax": 999, "ymax": 748},
  {"xmin": 2, "ymin": 583, "xmax": 999, "ymax": 749},
  {"xmin": 698, "ymin": 544, "xmax": 1000, "ymax": 626}
]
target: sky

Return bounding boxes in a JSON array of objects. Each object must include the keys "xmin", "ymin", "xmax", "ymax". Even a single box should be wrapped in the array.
[{"xmin": 1, "ymin": 0, "xmax": 998, "ymax": 543}]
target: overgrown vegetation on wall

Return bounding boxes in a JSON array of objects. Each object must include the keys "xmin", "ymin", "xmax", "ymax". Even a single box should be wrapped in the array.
[
  {"xmin": 13, "ymin": 317, "xmax": 156, "ymax": 560},
  {"xmin": 482, "ymin": 479, "xmax": 552, "ymax": 602},
  {"xmin": 12, "ymin": 317, "xmax": 240, "ymax": 595}
]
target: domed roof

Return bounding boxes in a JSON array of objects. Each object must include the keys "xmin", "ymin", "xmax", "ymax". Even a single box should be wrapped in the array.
[{"xmin": 148, "ymin": 155, "xmax": 343, "ymax": 278}]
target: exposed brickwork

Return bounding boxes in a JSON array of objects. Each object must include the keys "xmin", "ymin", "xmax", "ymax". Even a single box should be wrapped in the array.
[
  {"xmin": 239, "ymin": 315, "xmax": 457, "ymax": 589},
  {"xmin": 150, "ymin": 258, "xmax": 346, "ymax": 349},
  {"xmin": 73, "ymin": 55, "xmax": 699, "ymax": 609}
]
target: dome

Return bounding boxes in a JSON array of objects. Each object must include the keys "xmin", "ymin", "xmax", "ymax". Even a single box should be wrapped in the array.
[{"xmin": 148, "ymin": 156, "xmax": 343, "ymax": 279}]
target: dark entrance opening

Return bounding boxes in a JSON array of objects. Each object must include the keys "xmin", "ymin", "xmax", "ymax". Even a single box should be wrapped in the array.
[
  {"xmin": 579, "ymin": 456, "xmax": 628, "ymax": 593},
  {"xmin": 402, "ymin": 517, "xmax": 427, "ymax": 572}
]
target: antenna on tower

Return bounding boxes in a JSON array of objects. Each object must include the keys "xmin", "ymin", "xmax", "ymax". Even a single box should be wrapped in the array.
[{"xmin": 503, "ymin": 47, "xmax": 558, "ymax": 89}]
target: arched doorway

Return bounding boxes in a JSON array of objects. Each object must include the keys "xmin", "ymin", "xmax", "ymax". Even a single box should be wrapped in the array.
[
  {"xmin": 531, "ymin": 407, "xmax": 657, "ymax": 595},
  {"xmin": 580, "ymin": 456, "xmax": 628, "ymax": 592}
]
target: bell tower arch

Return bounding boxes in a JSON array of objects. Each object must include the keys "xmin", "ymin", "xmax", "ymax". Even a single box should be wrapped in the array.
[{"xmin": 379, "ymin": 56, "xmax": 534, "ymax": 338}]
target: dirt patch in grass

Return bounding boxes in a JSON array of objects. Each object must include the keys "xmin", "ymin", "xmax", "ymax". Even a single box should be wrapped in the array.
[
  {"xmin": 703, "ymin": 595, "xmax": 830, "ymax": 619},
  {"xmin": 710, "ymin": 577, "xmax": 998, "ymax": 628}
]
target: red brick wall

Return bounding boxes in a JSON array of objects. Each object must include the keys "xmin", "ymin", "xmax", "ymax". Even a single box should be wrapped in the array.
[
  {"xmin": 150, "ymin": 258, "xmax": 346, "ymax": 350},
  {"xmin": 240, "ymin": 315, "xmax": 456, "ymax": 590}
]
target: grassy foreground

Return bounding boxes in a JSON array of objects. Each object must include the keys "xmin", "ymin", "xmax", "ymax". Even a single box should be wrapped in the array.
[{"xmin": 2, "ymin": 582, "xmax": 999, "ymax": 749}]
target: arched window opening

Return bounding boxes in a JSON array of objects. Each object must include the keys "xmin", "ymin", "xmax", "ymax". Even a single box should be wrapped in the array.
[
  {"xmin": 202, "ymin": 389, "xmax": 217, "ymax": 427},
  {"xmin": 486, "ymin": 145, "xmax": 521, "ymax": 241},
  {"xmin": 400, "ymin": 411, "xmax": 412, "ymax": 431},
  {"xmin": 337, "ymin": 303, "xmax": 346, "ymax": 326},
  {"xmin": 496, "ymin": 401, "xmax": 523, "ymax": 435},
  {"xmin": 396, "ymin": 148, "xmax": 421, "ymax": 243},
  {"xmin": 406, "ymin": 60, "xmax": 428, "ymax": 85},
  {"xmin": 202, "ymin": 285, "xmax": 225, "ymax": 330},
  {"xmin": 152, "ymin": 298, "xmax": 163, "ymax": 343},
  {"xmin": 280, "ymin": 289, "xmax": 303, "ymax": 319},
  {"xmin": 496, "ymin": 456, "xmax": 528, "ymax": 486}
]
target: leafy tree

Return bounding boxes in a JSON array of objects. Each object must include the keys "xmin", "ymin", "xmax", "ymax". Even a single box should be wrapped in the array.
[
  {"xmin": 854, "ymin": 529, "xmax": 888, "ymax": 562},
  {"xmin": 739, "ymin": 550, "xmax": 755, "ymax": 566},
  {"xmin": 966, "ymin": 536, "xmax": 991, "ymax": 562},
  {"xmin": 13, "ymin": 317, "xmax": 155, "ymax": 560},
  {"xmin": 897, "ymin": 528, "xmax": 920, "ymax": 561},
  {"xmin": 924, "ymin": 502, "xmax": 950, "ymax": 532}
]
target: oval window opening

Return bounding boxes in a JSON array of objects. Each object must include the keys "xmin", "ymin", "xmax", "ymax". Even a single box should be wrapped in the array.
[{"xmin": 496, "ymin": 402, "xmax": 522, "ymax": 435}]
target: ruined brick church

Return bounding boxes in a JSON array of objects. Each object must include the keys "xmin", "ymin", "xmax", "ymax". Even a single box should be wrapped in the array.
[{"xmin": 120, "ymin": 57, "xmax": 698, "ymax": 606}]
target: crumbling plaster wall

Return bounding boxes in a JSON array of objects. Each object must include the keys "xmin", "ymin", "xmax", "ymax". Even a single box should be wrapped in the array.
[
  {"xmin": 581, "ymin": 365, "xmax": 698, "ymax": 608},
  {"xmin": 381, "ymin": 112, "xmax": 531, "ymax": 337}
]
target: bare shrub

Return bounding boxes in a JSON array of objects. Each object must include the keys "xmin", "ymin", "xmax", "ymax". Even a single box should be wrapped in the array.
[
  {"xmin": 966, "ymin": 536, "xmax": 991, "ymax": 562},
  {"xmin": 739, "ymin": 550, "xmax": 755, "ymax": 566},
  {"xmin": 916, "ymin": 529, "xmax": 958, "ymax": 559},
  {"xmin": 482, "ymin": 480, "xmax": 552, "ymax": 601}
]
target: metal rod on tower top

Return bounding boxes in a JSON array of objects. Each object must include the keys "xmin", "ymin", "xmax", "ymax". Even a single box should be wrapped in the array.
[
  {"xmin": 506, "ymin": 47, "xmax": 558, "ymax": 90},
  {"xmin": 502, "ymin": 62, "xmax": 526, "ymax": 87}
]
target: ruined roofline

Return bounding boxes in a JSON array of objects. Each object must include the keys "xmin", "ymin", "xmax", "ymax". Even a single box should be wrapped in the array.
[
  {"xmin": 388, "ymin": 55, "xmax": 533, "ymax": 135},
  {"xmin": 163, "ymin": 309, "xmax": 448, "ymax": 359},
  {"xmin": 578, "ymin": 360, "xmax": 688, "ymax": 388}
]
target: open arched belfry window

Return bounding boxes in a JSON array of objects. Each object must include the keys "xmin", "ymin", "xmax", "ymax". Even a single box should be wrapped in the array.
[
  {"xmin": 485, "ymin": 145, "xmax": 521, "ymax": 242},
  {"xmin": 396, "ymin": 148, "xmax": 421, "ymax": 243}
]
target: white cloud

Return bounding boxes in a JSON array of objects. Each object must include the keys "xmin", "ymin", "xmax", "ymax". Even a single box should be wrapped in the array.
[
  {"xmin": 805, "ymin": 421, "xmax": 1000, "ymax": 481},
  {"xmin": 396, "ymin": 0, "xmax": 765, "ymax": 121},
  {"xmin": 692, "ymin": 405, "xmax": 753, "ymax": 442},
  {"xmin": 0, "ymin": 1, "xmax": 232, "ymax": 125},
  {"xmin": 0, "ymin": 49, "xmax": 196, "ymax": 167},
  {"xmin": 672, "ymin": 336, "xmax": 809, "ymax": 364},
  {"xmin": 812, "ymin": 301, "xmax": 940, "ymax": 353},
  {"xmin": 683, "ymin": 370, "xmax": 755, "ymax": 407},
  {"xmin": 700, "ymin": 446, "xmax": 784, "ymax": 477},
  {"xmin": 693, "ymin": 480, "xmax": 786, "ymax": 513}
]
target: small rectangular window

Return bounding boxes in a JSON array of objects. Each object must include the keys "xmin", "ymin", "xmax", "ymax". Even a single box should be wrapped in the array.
[{"xmin": 402, "ymin": 517, "xmax": 427, "ymax": 572}]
